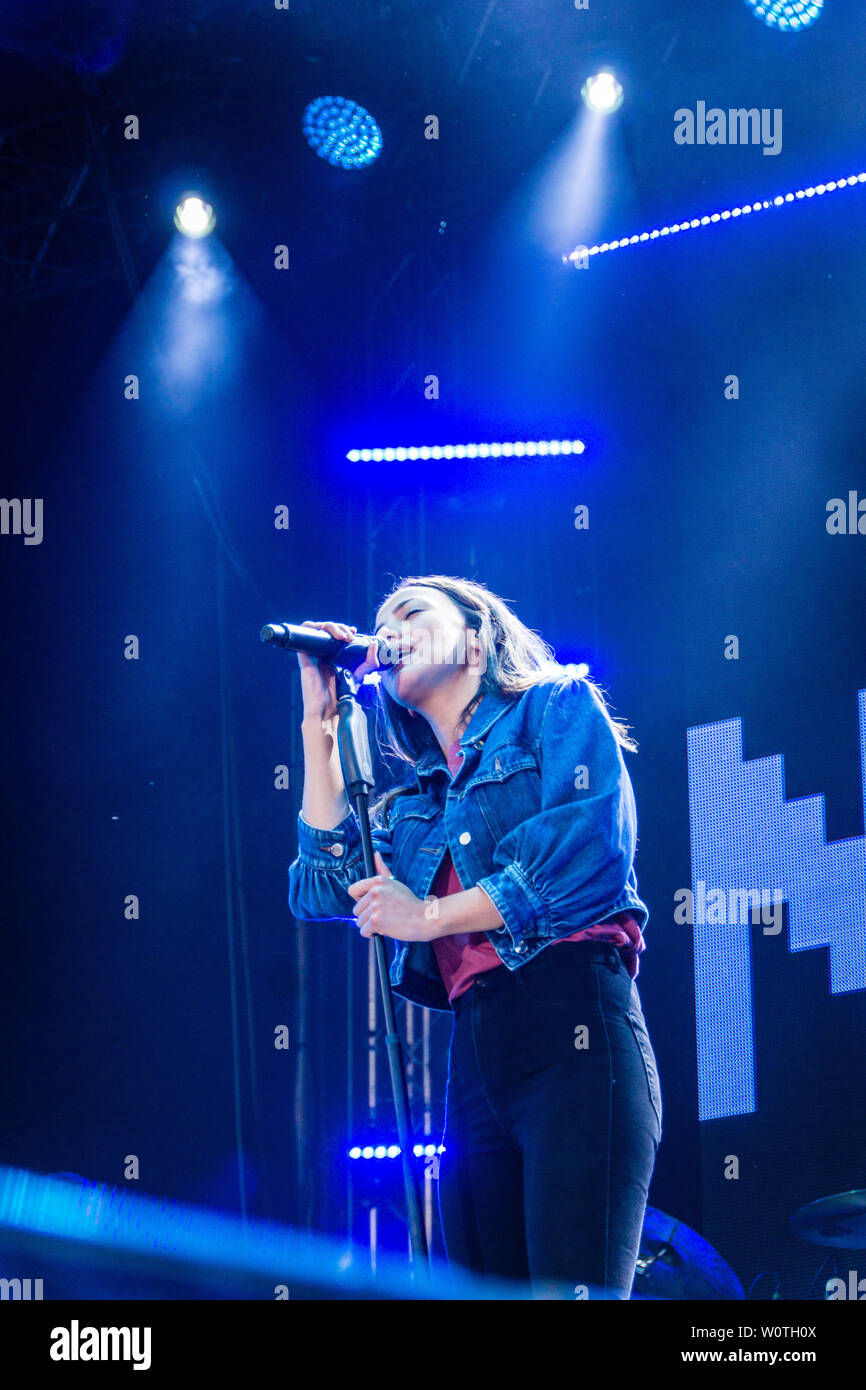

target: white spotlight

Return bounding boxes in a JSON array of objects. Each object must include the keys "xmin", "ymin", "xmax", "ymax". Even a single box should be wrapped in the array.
[
  {"xmin": 174, "ymin": 195, "xmax": 216, "ymax": 239},
  {"xmin": 581, "ymin": 71, "xmax": 623, "ymax": 114}
]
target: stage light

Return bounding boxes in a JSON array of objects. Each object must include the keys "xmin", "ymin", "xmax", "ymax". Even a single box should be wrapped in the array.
[
  {"xmin": 346, "ymin": 438, "xmax": 586, "ymax": 462},
  {"xmin": 0, "ymin": 1163, "xmax": 536, "ymax": 1299},
  {"xmin": 744, "ymin": 0, "xmax": 823, "ymax": 31},
  {"xmin": 347, "ymin": 1142, "xmax": 444, "ymax": 1159},
  {"xmin": 173, "ymin": 195, "xmax": 215, "ymax": 239},
  {"xmin": 563, "ymin": 170, "xmax": 865, "ymax": 262},
  {"xmin": 172, "ymin": 236, "xmax": 228, "ymax": 307},
  {"xmin": 303, "ymin": 96, "xmax": 383, "ymax": 169},
  {"xmin": 581, "ymin": 71, "xmax": 623, "ymax": 115}
]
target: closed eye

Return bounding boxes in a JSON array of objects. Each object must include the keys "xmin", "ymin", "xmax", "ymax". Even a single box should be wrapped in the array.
[
  {"xmin": 375, "ymin": 609, "xmax": 421, "ymax": 634},
  {"xmin": 375, "ymin": 605, "xmax": 425, "ymax": 635}
]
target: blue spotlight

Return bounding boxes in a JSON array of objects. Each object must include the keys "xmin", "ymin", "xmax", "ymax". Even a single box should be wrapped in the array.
[
  {"xmin": 303, "ymin": 97, "xmax": 383, "ymax": 169},
  {"xmin": 174, "ymin": 195, "xmax": 215, "ymax": 239},
  {"xmin": 744, "ymin": 0, "xmax": 823, "ymax": 30},
  {"xmin": 581, "ymin": 71, "xmax": 623, "ymax": 114}
]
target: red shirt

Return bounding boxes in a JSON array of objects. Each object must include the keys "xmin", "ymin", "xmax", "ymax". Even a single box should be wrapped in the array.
[{"xmin": 431, "ymin": 739, "xmax": 645, "ymax": 1004}]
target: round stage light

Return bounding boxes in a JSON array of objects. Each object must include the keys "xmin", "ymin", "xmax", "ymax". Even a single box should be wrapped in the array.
[
  {"xmin": 174, "ymin": 196, "xmax": 215, "ymax": 239},
  {"xmin": 581, "ymin": 71, "xmax": 623, "ymax": 114},
  {"xmin": 302, "ymin": 96, "xmax": 383, "ymax": 169},
  {"xmin": 744, "ymin": 0, "xmax": 823, "ymax": 30}
]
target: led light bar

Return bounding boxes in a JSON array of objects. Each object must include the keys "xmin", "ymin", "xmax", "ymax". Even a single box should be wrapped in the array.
[
  {"xmin": 346, "ymin": 439, "xmax": 585, "ymax": 462},
  {"xmin": 564, "ymin": 171, "xmax": 866, "ymax": 263},
  {"xmin": 347, "ymin": 1143, "xmax": 445, "ymax": 1159}
]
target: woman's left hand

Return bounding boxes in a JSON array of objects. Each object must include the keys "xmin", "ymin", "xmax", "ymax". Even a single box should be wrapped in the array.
[{"xmin": 348, "ymin": 851, "xmax": 440, "ymax": 942}]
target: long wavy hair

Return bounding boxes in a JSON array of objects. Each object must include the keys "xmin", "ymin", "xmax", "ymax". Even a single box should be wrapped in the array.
[{"xmin": 366, "ymin": 574, "xmax": 636, "ymax": 825}]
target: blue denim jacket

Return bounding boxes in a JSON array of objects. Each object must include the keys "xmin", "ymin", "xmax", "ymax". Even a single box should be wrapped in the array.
[{"xmin": 287, "ymin": 670, "xmax": 649, "ymax": 1013}]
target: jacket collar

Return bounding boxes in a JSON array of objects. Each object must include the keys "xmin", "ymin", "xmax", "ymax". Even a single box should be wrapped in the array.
[{"xmin": 413, "ymin": 687, "xmax": 518, "ymax": 786}]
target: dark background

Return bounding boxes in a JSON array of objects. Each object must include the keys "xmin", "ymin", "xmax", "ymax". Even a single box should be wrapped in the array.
[{"xmin": 1, "ymin": 0, "xmax": 864, "ymax": 1297}]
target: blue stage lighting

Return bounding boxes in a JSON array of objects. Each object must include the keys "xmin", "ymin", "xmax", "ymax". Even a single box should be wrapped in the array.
[
  {"xmin": 744, "ymin": 0, "xmax": 823, "ymax": 30},
  {"xmin": 581, "ymin": 71, "xmax": 623, "ymax": 114},
  {"xmin": 302, "ymin": 96, "xmax": 383, "ymax": 169},
  {"xmin": 174, "ymin": 195, "xmax": 215, "ymax": 239},
  {"xmin": 346, "ymin": 1142, "xmax": 445, "ymax": 1159},
  {"xmin": 563, "ymin": 171, "xmax": 865, "ymax": 263},
  {"xmin": 346, "ymin": 438, "xmax": 586, "ymax": 462}
]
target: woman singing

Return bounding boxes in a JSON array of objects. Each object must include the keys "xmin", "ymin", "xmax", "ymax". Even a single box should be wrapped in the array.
[{"xmin": 287, "ymin": 574, "xmax": 661, "ymax": 1299}]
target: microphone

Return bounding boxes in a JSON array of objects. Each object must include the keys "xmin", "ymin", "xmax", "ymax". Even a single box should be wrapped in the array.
[{"xmin": 259, "ymin": 621, "xmax": 395, "ymax": 672}]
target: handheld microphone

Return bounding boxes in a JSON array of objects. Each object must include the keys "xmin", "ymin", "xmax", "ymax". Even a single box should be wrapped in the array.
[{"xmin": 259, "ymin": 621, "xmax": 395, "ymax": 672}]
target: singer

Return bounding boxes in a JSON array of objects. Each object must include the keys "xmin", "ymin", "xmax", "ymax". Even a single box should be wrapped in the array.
[{"xmin": 287, "ymin": 574, "xmax": 661, "ymax": 1299}]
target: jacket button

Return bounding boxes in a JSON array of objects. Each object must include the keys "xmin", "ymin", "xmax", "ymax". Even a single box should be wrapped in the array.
[
  {"xmin": 329, "ymin": 843, "xmax": 344, "ymax": 857},
  {"xmin": 458, "ymin": 831, "xmax": 471, "ymax": 845}
]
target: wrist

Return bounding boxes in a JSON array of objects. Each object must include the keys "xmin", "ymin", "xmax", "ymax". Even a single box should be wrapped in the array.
[
  {"xmin": 435, "ymin": 886, "xmax": 505, "ymax": 936},
  {"xmin": 301, "ymin": 712, "xmax": 336, "ymax": 736}
]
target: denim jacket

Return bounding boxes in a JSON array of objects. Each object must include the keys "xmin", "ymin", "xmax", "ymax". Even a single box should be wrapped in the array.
[{"xmin": 287, "ymin": 670, "xmax": 649, "ymax": 1013}]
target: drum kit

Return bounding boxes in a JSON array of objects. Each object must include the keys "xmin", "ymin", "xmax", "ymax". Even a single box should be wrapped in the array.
[{"xmin": 632, "ymin": 1190, "xmax": 866, "ymax": 1300}]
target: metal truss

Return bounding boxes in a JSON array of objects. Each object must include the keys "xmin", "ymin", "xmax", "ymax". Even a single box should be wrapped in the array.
[{"xmin": 0, "ymin": 103, "xmax": 146, "ymax": 306}]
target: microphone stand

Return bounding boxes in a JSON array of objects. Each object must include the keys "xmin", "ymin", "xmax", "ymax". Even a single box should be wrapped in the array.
[{"xmin": 333, "ymin": 666, "xmax": 430, "ymax": 1272}]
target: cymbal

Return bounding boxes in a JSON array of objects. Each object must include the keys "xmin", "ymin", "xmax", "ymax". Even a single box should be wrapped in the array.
[
  {"xmin": 792, "ymin": 1191, "xmax": 866, "ymax": 1249},
  {"xmin": 632, "ymin": 1206, "xmax": 744, "ymax": 1300}
]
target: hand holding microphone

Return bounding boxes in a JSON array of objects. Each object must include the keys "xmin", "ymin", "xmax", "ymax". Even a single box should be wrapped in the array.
[{"xmin": 288, "ymin": 619, "xmax": 381, "ymax": 722}]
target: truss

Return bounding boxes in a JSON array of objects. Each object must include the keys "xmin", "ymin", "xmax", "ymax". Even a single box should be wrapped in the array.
[{"xmin": 0, "ymin": 103, "xmax": 147, "ymax": 305}]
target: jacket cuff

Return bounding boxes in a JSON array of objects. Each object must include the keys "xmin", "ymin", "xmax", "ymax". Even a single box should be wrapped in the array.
[
  {"xmin": 476, "ymin": 864, "xmax": 551, "ymax": 950},
  {"xmin": 296, "ymin": 809, "xmax": 361, "ymax": 870}
]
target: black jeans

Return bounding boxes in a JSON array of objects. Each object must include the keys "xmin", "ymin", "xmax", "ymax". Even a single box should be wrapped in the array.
[{"xmin": 437, "ymin": 942, "xmax": 662, "ymax": 1299}]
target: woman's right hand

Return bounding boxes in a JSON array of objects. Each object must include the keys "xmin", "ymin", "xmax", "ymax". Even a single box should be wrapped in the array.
[{"xmin": 297, "ymin": 620, "xmax": 380, "ymax": 721}]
